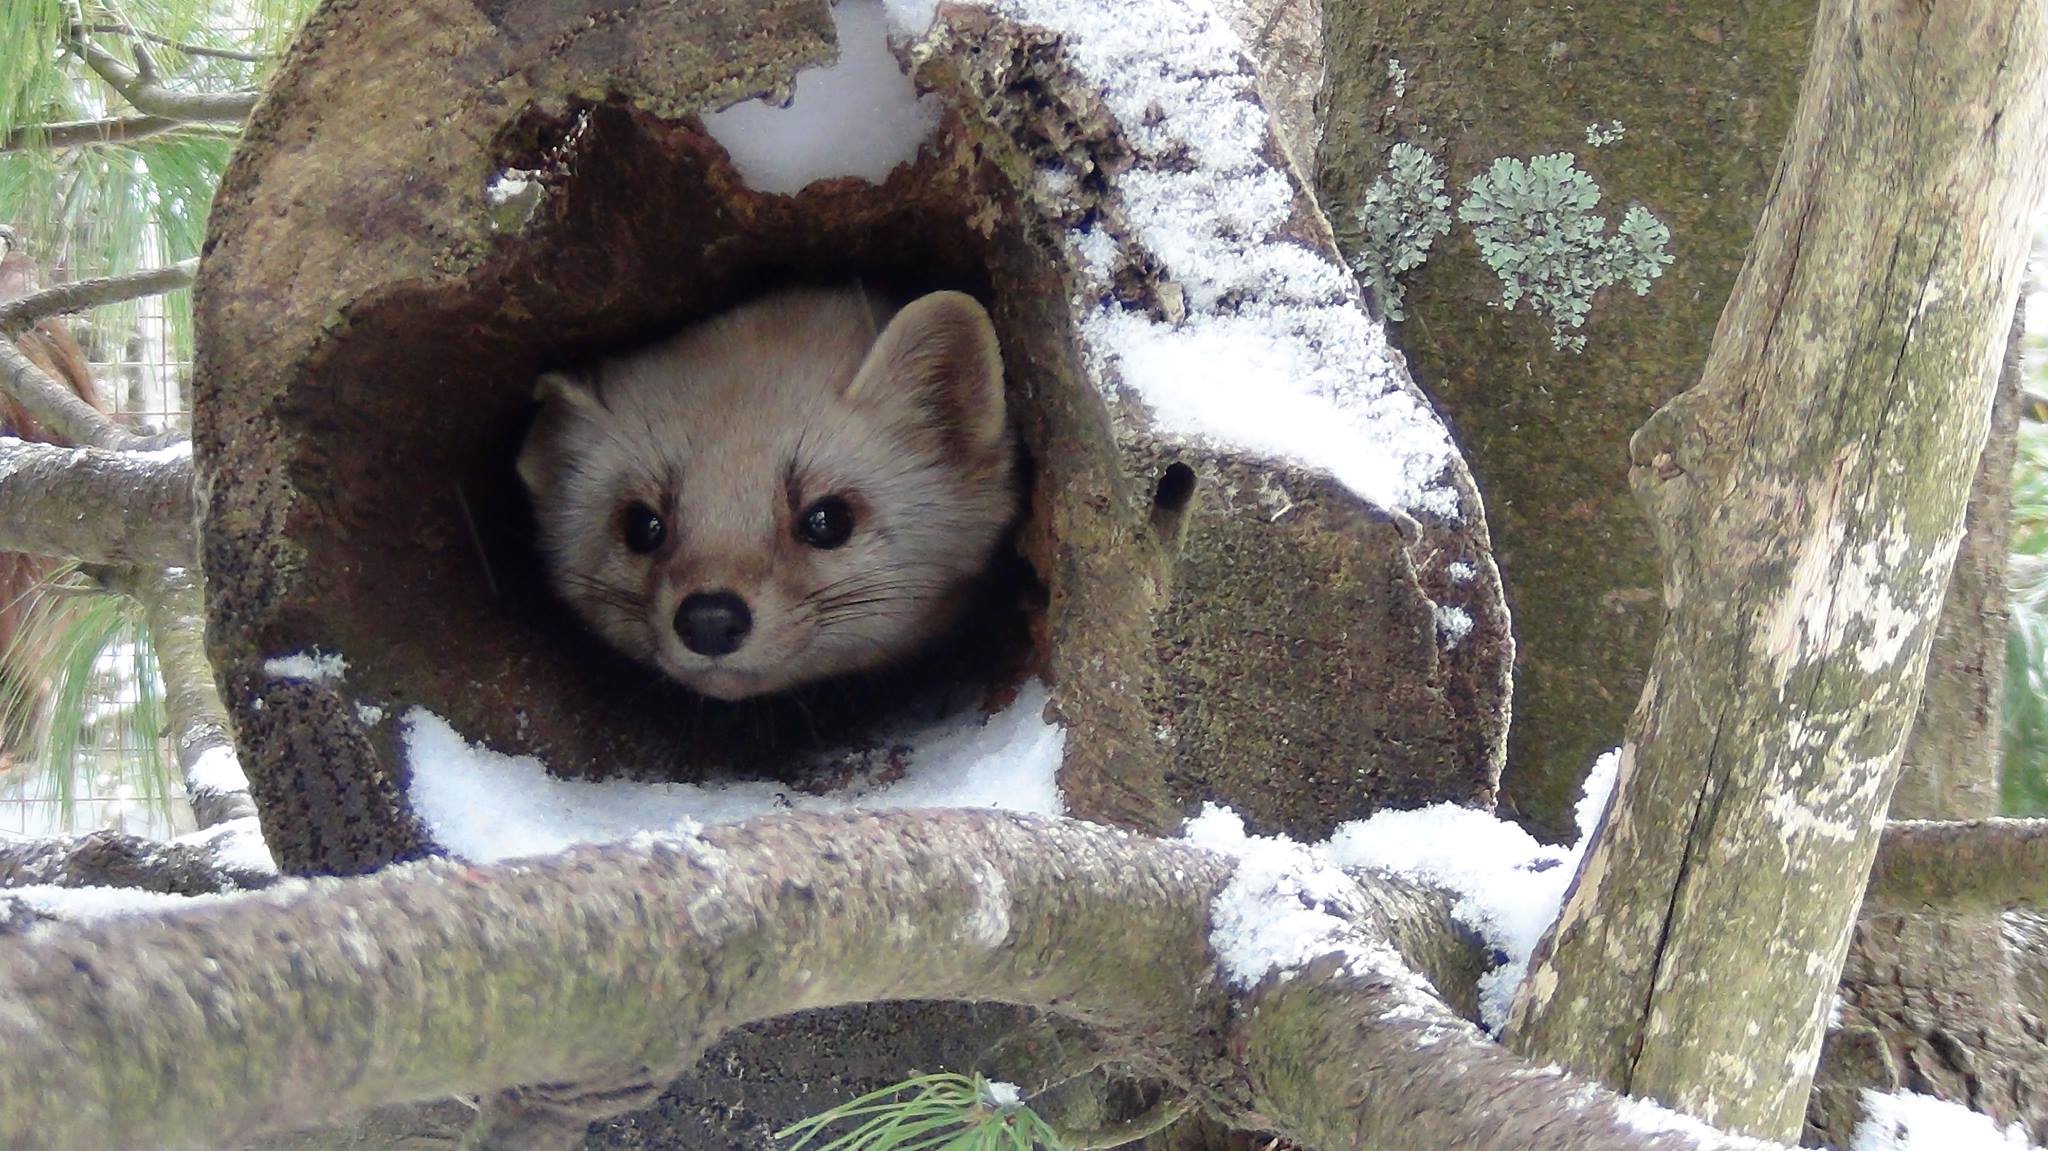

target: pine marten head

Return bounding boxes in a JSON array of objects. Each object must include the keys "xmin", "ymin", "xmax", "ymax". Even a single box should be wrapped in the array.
[{"xmin": 517, "ymin": 286, "xmax": 1018, "ymax": 701}]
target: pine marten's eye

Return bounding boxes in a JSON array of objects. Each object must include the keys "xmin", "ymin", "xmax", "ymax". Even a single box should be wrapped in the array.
[
  {"xmin": 621, "ymin": 502, "xmax": 666, "ymax": 554},
  {"xmin": 797, "ymin": 496, "xmax": 854, "ymax": 549}
]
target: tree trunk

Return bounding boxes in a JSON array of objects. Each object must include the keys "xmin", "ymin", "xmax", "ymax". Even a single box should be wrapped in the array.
[
  {"xmin": 1505, "ymin": 0, "xmax": 2048, "ymax": 1139},
  {"xmin": 1807, "ymin": 309, "xmax": 2048, "ymax": 1144},
  {"xmin": 1316, "ymin": 0, "xmax": 1816, "ymax": 838}
]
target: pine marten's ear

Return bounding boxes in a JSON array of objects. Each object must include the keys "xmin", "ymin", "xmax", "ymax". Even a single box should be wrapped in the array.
[
  {"xmin": 845, "ymin": 291, "xmax": 1006, "ymax": 461},
  {"xmin": 517, "ymin": 369, "xmax": 605, "ymax": 497}
]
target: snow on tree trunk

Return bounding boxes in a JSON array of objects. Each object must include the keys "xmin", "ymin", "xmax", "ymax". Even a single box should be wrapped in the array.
[
  {"xmin": 191, "ymin": 0, "xmax": 1510, "ymax": 1144},
  {"xmin": 192, "ymin": 0, "xmax": 1509, "ymax": 876},
  {"xmin": 1505, "ymin": 0, "xmax": 2048, "ymax": 1139}
]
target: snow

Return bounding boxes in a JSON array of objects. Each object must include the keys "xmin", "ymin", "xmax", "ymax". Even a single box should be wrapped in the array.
[
  {"xmin": 183, "ymin": 744, "xmax": 248, "ymax": 795},
  {"xmin": 702, "ymin": 0, "xmax": 939, "ymax": 195},
  {"xmin": 708, "ymin": 0, "xmax": 1460, "ymax": 518},
  {"xmin": 982, "ymin": 1080, "xmax": 1024, "ymax": 1108},
  {"xmin": 8, "ymin": 883, "xmax": 240, "ymax": 924},
  {"xmin": 1220, "ymin": 749, "xmax": 1622, "ymax": 1024},
  {"xmin": 174, "ymin": 815, "xmax": 278, "ymax": 876},
  {"xmin": 1609, "ymin": 1092, "xmax": 1781, "ymax": 1150},
  {"xmin": 1852, "ymin": 1091, "xmax": 2037, "ymax": 1151},
  {"xmin": 263, "ymin": 649, "xmax": 347, "ymax": 682},
  {"xmin": 1184, "ymin": 804, "xmax": 1441, "ymax": 1010},
  {"xmin": 979, "ymin": 0, "xmax": 1461, "ymax": 519},
  {"xmin": 1435, "ymin": 604, "xmax": 1473, "ymax": 646},
  {"xmin": 405, "ymin": 680, "xmax": 1066, "ymax": 863}
]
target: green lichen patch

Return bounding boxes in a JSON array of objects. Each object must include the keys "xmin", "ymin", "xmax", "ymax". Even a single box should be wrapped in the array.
[
  {"xmin": 1348, "ymin": 141, "xmax": 1451, "ymax": 322},
  {"xmin": 1457, "ymin": 152, "xmax": 1673, "ymax": 351}
]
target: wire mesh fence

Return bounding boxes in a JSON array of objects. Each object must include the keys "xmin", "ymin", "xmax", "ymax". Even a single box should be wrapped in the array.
[{"xmin": 0, "ymin": 296, "xmax": 194, "ymax": 843}]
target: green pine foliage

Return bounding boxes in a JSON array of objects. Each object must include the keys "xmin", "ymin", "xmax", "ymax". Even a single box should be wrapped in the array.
[
  {"xmin": 2004, "ymin": 324, "xmax": 2048, "ymax": 815},
  {"xmin": 0, "ymin": 0, "xmax": 309, "ymax": 825},
  {"xmin": 778, "ymin": 1074, "xmax": 1065, "ymax": 1151}
]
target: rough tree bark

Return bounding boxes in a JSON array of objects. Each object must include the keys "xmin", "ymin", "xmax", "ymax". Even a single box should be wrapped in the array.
[
  {"xmin": 1506, "ymin": 0, "xmax": 2048, "ymax": 1140},
  {"xmin": 0, "ymin": 809, "xmax": 1803, "ymax": 1151},
  {"xmin": 1806, "ymin": 309, "xmax": 2048, "ymax": 1144},
  {"xmin": 1316, "ymin": 0, "xmax": 1815, "ymax": 837}
]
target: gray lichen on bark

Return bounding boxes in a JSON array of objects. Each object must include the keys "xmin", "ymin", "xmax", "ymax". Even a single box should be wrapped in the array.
[{"xmin": 1506, "ymin": 0, "xmax": 2048, "ymax": 1138}]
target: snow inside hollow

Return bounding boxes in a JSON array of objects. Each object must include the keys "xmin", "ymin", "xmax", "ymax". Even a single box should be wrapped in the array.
[
  {"xmin": 1851, "ymin": 1091, "xmax": 2037, "ymax": 1151},
  {"xmin": 405, "ymin": 680, "xmax": 1065, "ymax": 863},
  {"xmin": 701, "ymin": 0, "xmax": 939, "ymax": 195},
  {"xmin": 262, "ymin": 649, "xmax": 347, "ymax": 683}
]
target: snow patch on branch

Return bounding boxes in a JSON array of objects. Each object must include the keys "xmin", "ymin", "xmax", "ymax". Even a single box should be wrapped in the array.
[
  {"xmin": 1186, "ymin": 804, "xmax": 1433, "ymax": 1003},
  {"xmin": 406, "ymin": 680, "xmax": 1065, "ymax": 862},
  {"xmin": 1326, "ymin": 749, "xmax": 1619, "ymax": 1030},
  {"xmin": 1188, "ymin": 749, "xmax": 1620, "ymax": 1030},
  {"xmin": 1851, "ymin": 1090, "xmax": 2037, "ymax": 1151},
  {"xmin": 184, "ymin": 744, "xmax": 248, "ymax": 795},
  {"xmin": 1609, "ymin": 1091, "xmax": 1784, "ymax": 1150},
  {"xmin": 175, "ymin": 815, "xmax": 278, "ymax": 876}
]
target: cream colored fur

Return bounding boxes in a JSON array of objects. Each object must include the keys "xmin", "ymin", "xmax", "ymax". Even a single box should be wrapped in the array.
[{"xmin": 518, "ymin": 286, "xmax": 1018, "ymax": 700}]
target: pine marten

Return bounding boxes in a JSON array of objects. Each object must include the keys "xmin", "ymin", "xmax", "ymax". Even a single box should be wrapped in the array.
[{"xmin": 517, "ymin": 286, "xmax": 1019, "ymax": 701}]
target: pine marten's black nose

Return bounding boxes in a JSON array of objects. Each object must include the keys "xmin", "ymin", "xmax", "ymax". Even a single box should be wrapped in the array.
[{"xmin": 676, "ymin": 591, "xmax": 752, "ymax": 656}]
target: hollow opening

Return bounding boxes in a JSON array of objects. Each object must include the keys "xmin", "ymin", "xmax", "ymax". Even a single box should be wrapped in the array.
[{"xmin": 283, "ymin": 99, "xmax": 1056, "ymax": 785}]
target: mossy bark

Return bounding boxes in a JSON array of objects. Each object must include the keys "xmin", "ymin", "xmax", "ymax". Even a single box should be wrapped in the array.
[
  {"xmin": 1503, "ymin": 0, "xmax": 2048, "ymax": 1139},
  {"xmin": 1807, "ymin": 312, "xmax": 2048, "ymax": 1144},
  {"xmin": 1318, "ymin": 0, "xmax": 1815, "ymax": 838},
  {"xmin": 192, "ymin": 0, "xmax": 1511, "ymax": 1145}
]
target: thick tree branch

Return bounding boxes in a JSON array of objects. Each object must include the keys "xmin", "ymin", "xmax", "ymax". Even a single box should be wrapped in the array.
[
  {"xmin": 0, "ymin": 439, "xmax": 194, "ymax": 565},
  {"xmin": 1247, "ymin": 964, "xmax": 1777, "ymax": 1151},
  {"xmin": 1507, "ymin": 0, "xmax": 2048, "ymax": 1137},
  {"xmin": 70, "ymin": 34, "xmax": 260, "ymax": 122},
  {"xmin": 1865, "ymin": 818, "xmax": 2048, "ymax": 911},
  {"xmin": 0, "ymin": 811, "xmax": 1794, "ymax": 1151},
  {"xmin": 0, "ymin": 113, "xmax": 188, "ymax": 153},
  {"xmin": 0, "ymin": 259, "xmax": 197, "ymax": 338},
  {"xmin": 0, "ymin": 826, "xmax": 272, "ymax": 897}
]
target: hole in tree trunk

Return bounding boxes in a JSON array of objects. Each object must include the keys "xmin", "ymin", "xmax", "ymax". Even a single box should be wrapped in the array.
[{"xmin": 281, "ymin": 99, "xmax": 1058, "ymax": 785}]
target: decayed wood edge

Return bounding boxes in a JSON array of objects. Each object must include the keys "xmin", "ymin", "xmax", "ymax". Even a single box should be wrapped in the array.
[
  {"xmin": 0, "ymin": 440, "xmax": 195, "ymax": 566},
  {"xmin": 0, "ymin": 808, "xmax": 1796, "ymax": 1151}
]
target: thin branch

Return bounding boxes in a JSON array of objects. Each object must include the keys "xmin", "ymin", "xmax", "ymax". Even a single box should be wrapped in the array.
[
  {"xmin": 71, "ymin": 33, "xmax": 260, "ymax": 122},
  {"xmin": 0, "ymin": 810, "xmax": 1798, "ymax": 1151},
  {"xmin": 1865, "ymin": 818, "xmax": 2048, "ymax": 911},
  {"xmin": 121, "ymin": 567, "xmax": 257, "ymax": 829},
  {"xmin": 79, "ymin": 23, "xmax": 273, "ymax": 63},
  {"xmin": 0, "ymin": 113, "xmax": 186, "ymax": 153},
  {"xmin": 0, "ymin": 339, "xmax": 152, "ymax": 450},
  {"xmin": 0, "ymin": 260, "xmax": 197, "ymax": 337}
]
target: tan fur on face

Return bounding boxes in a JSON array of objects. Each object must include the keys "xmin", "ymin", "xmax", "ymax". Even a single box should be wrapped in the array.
[{"xmin": 518, "ymin": 286, "xmax": 1018, "ymax": 700}]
